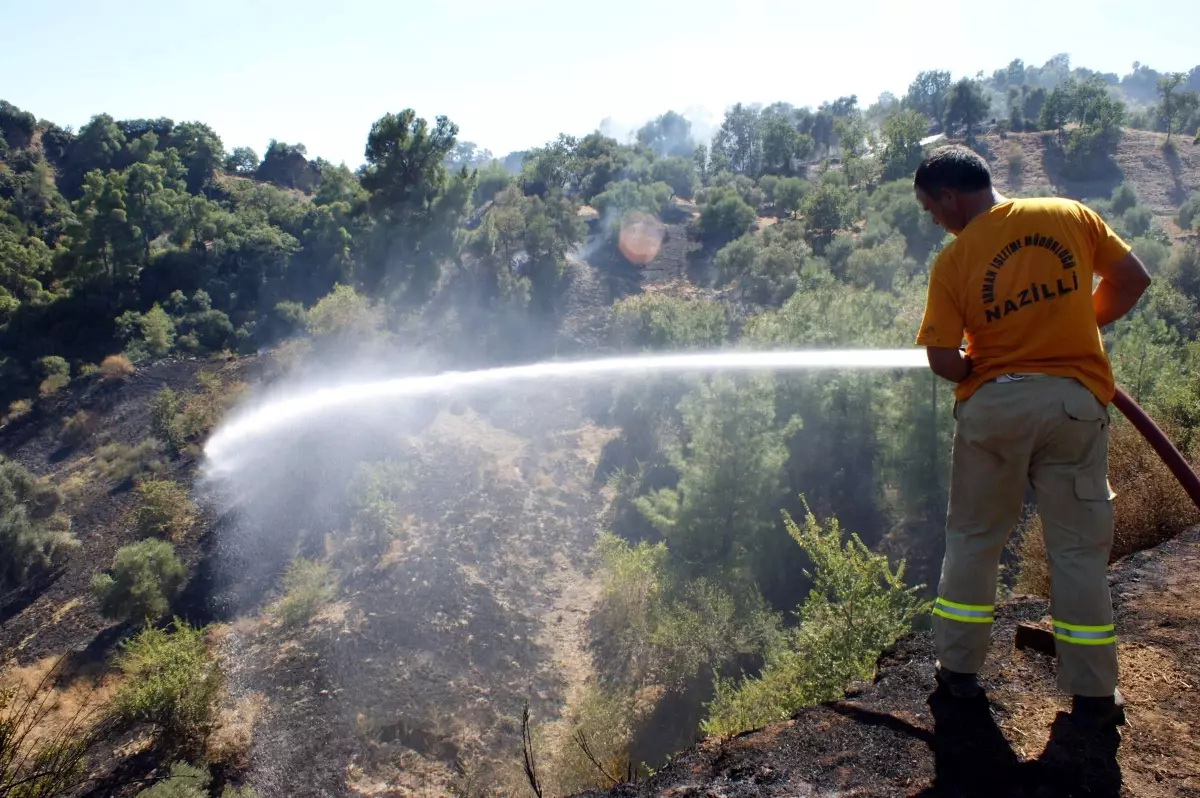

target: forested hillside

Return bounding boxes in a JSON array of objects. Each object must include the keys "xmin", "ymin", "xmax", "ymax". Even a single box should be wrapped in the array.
[{"xmin": 2, "ymin": 53, "xmax": 1200, "ymax": 797}]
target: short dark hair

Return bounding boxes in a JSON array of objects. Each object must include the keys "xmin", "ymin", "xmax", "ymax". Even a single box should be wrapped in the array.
[{"xmin": 914, "ymin": 145, "xmax": 992, "ymax": 196}]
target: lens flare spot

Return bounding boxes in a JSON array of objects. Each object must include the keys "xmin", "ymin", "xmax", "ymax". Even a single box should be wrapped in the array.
[{"xmin": 617, "ymin": 212, "xmax": 665, "ymax": 265}]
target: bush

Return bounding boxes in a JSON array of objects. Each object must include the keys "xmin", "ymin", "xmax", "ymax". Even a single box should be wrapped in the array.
[
  {"xmin": 92, "ymin": 539, "xmax": 187, "ymax": 622},
  {"xmin": 178, "ymin": 373, "xmax": 232, "ymax": 440},
  {"xmin": 0, "ymin": 457, "xmax": 78, "ymax": 592},
  {"xmin": 305, "ymin": 284, "xmax": 387, "ymax": 342},
  {"xmin": 271, "ymin": 557, "xmax": 338, "ymax": 629},
  {"xmin": 95, "ymin": 439, "xmax": 164, "ymax": 486},
  {"xmin": 1176, "ymin": 191, "xmax": 1200, "ymax": 232},
  {"xmin": 59, "ymin": 410, "xmax": 93, "ymax": 447},
  {"xmin": 3, "ymin": 399, "xmax": 31, "ymax": 424},
  {"xmin": 134, "ymin": 761, "xmax": 257, "ymax": 798},
  {"xmin": 37, "ymin": 355, "xmax": 71, "ymax": 396},
  {"xmin": 99, "ymin": 354, "xmax": 136, "ymax": 381},
  {"xmin": 117, "ymin": 304, "xmax": 176, "ymax": 361},
  {"xmin": 347, "ymin": 460, "xmax": 415, "ymax": 553},
  {"xmin": 151, "ymin": 386, "xmax": 183, "ymax": 450},
  {"xmin": 610, "ymin": 294, "xmax": 728, "ymax": 351},
  {"xmin": 1131, "ymin": 237, "xmax": 1171, "ymax": 274},
  {"xmin": 701, "ymin": 506, "xmax": 929, "ymax": 737},
  {"xmin": 111, "ymin": 619, "xmax": 222, "ymax": 746},
  {"xmin": 135, "ymin": 762, "xmax": 210, "ymax": 797},
  {"xmin": 696, "ymin": 187, "xmax": 756, "ymax": 246},
  {"xmin": 1122, "ymin": 205, "xmax": 1153, "ymax": 238},
  {"xmin": 133, "ymin": 480, "xmax": 197, "ymax": 540}
]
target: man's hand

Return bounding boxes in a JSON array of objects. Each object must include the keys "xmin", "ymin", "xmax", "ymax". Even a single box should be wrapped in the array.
[
  {"xmin": 927, "ymin": 346, "xmax": 973, "ymax": 383},
  {"xmin": 1094, "ymin": 250, "xmax": 1151, "ymax": 328}
]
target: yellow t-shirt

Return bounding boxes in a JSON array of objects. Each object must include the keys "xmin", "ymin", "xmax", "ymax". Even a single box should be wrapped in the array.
[{"xmin": 915, "ymin": 197, "xmax": 1132, "ymax": 404}]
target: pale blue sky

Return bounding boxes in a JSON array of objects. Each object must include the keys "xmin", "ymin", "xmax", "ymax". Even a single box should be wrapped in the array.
[{"xmin": 3, "ymin": 0, "xmax": 1196, "ymax": 168}]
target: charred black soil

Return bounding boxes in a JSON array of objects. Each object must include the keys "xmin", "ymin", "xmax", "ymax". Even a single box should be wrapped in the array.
[{"xmin": 580, "ymin": 526, "xmax": 1200, "ymax": 798}]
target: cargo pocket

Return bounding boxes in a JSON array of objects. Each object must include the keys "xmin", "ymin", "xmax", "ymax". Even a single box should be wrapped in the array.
[{"xmin": 1074, "ymin": 473, "xmax": 1116, "ymax": 501}]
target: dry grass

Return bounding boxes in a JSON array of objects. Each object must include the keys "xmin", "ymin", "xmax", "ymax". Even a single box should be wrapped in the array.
[
  {"xmin": 205, "ymin": 691, "xmax": 268, "ymax": 768},
  {"xmin": 1015, "ymin": 419, "xmax": 1200, "ymax": 595},
  {"xmin": 1108, "ymin": 419, "xmax": 1199, "ymax": 559},
  {"xmin": 98, "ymin": 354, "xmax": 135, "ymax": 381},
  {"xmin": 1012, "ymin": 512, "xmax": 1050, "ymax": 598}
]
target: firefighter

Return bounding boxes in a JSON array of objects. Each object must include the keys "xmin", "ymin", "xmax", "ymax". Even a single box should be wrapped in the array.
[{"xmin": 913, "ymin": 145, "xmax": 1151, "ymax": 728}]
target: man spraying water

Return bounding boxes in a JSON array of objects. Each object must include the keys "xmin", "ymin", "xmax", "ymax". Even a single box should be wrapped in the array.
[{"xmin": 913, "ymin": 145, "xmax": 1151, "ymax": 728}]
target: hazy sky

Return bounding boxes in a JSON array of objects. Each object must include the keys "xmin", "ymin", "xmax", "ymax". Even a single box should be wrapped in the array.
[{"xmin": 3, "ymin": 0, "xmax": 1196, "ymax": 168}]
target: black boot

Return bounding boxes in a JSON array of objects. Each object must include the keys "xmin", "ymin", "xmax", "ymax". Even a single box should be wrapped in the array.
[
  {"xmin": 935, "ymin": 661, "xmax": 983, "ymax": 699},
  {"xmin": 1070, "ymin": 688, "xmax": 1126, "ymax": 728}
]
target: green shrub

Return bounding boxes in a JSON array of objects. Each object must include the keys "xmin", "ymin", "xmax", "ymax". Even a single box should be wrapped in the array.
[
  {"xmin": 133, "ymin": 761, "xmax": 257, "ymax": 798},
  {"xmin": 1131, "ymin": 237, "xmax": 1172, "ymax": 274},
  {"xmin": 1122, "ymin": 205, "xmax": 1153, "ymax": 238},
  {"xmin": 36, "ymin": 355, "xmax": 69, "ymax": 380},
  {"xmin": 59, "ymin": 410, "xmax": 93, "ymax": 447},
  {"xmin": 117, "ymin": 304, "xmax": 176, "ymax": 361},
  {"xmin": 271, "ymin": 557, "xmax": 338, "ymax": 629},
  {"xmin": 111, "ymin": 619, "xmax": 222, "ymax": 745},
  {"xmin": 696, "ymin": 187, "xmax": 756, "ymax": 246},
  {"xmin": 151, "ymin": 387, "xmax": 183, "ymax": 450},
  {"xmin": 610, "ymin": 294, "xmax": 728, "ymax": 351},
  {"xmin": 95, "ymin": 439, "xmax": 164, "ymax": 486},
  {"xmin": 135, "ymin": 762, "xmax": 210, "ymax": 797},
  {"xmin": 701, "ymin": 506, "xmax": 929, "ymax": 737},
  {"xmin": 1177, "ymin": 191, "xmax": 1200, "ymax": 232},
  {"xmin": 133, "ymin": 480, "xmax": 196, "ymax": 540},
  {"xmin": 152, "ymin": 373, "xmax": 245, "ymax": 452},
  {"xmin": 92, "ymin": 539, "xmax": 186, "ymax": 622},
  {"xmin": 37, "ymin": 355, "xmax": 71, "ymax": 396},
  {"xmin": 347, "ymin": 460, "xmax": 415, "ymax": 553},
  {"xmin": 0, "ymin": 457, "xmax": 78, "ymax": 592}
]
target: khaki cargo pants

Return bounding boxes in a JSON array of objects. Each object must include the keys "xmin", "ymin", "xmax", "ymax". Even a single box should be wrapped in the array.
[{"xmin": 934, "ymin": 374, "xmax": 1118, "ymax": 697}]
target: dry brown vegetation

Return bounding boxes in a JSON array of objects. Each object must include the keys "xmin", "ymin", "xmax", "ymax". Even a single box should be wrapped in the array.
[
  {"xmin": 1015, "ymin": 417, "xmax": 1200, "ymax": 597},
  {"xmin": 99, "ymin": 354, "xmax": 136, "ymax": 381}
]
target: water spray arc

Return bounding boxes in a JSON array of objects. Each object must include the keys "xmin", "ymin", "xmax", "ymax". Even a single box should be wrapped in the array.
[
  {"xmin": 202, "ymin": 349, "xmax": 1200, "ymax": 514},
  {"xmin": 202, "ymin": 349, "xmax": 928, "ymax": 469}
]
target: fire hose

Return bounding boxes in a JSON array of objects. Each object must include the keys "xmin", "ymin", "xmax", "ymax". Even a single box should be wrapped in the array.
[{"xmin": 1112, "ymin": 386, "xmax": 1200, "ymax": 512}]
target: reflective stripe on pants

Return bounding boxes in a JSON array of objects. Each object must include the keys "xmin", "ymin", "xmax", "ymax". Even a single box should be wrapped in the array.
[{"xmin": 932, "ymin": 597, "xmax": 995, "ymax": 624}]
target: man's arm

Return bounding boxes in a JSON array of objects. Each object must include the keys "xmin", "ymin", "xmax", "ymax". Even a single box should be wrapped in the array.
[
  {"xmin": 927, "ymin": 345, "xmax": 973, "ymax": 383},
  {"xmin": 1093, "ymin": 250, "xmax": 1151, "ymax": 328}
]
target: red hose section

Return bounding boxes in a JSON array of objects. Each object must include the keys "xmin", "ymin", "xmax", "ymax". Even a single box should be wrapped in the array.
[{"xmin": 1111, "ymin": 386, "xmax": 1200, "ymax": 513}]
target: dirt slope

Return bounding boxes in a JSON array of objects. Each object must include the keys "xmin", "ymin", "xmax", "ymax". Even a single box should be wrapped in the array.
[
  {"xmin": 0, "ymin": 357, "xmax": 255, "ymax": 664},
  {"xmin": 985, "ymin": 129, "xmax": 1200, "ymax": 232},
  {"xmin": 580, "ymin": 526, "xmax": 1200, "ymax": 798}
]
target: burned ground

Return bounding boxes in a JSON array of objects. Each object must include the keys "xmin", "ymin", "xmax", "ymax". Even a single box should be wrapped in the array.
[{"xmin": 580, "ymin": 526, "xmax": 1200, "ymax": 798}]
